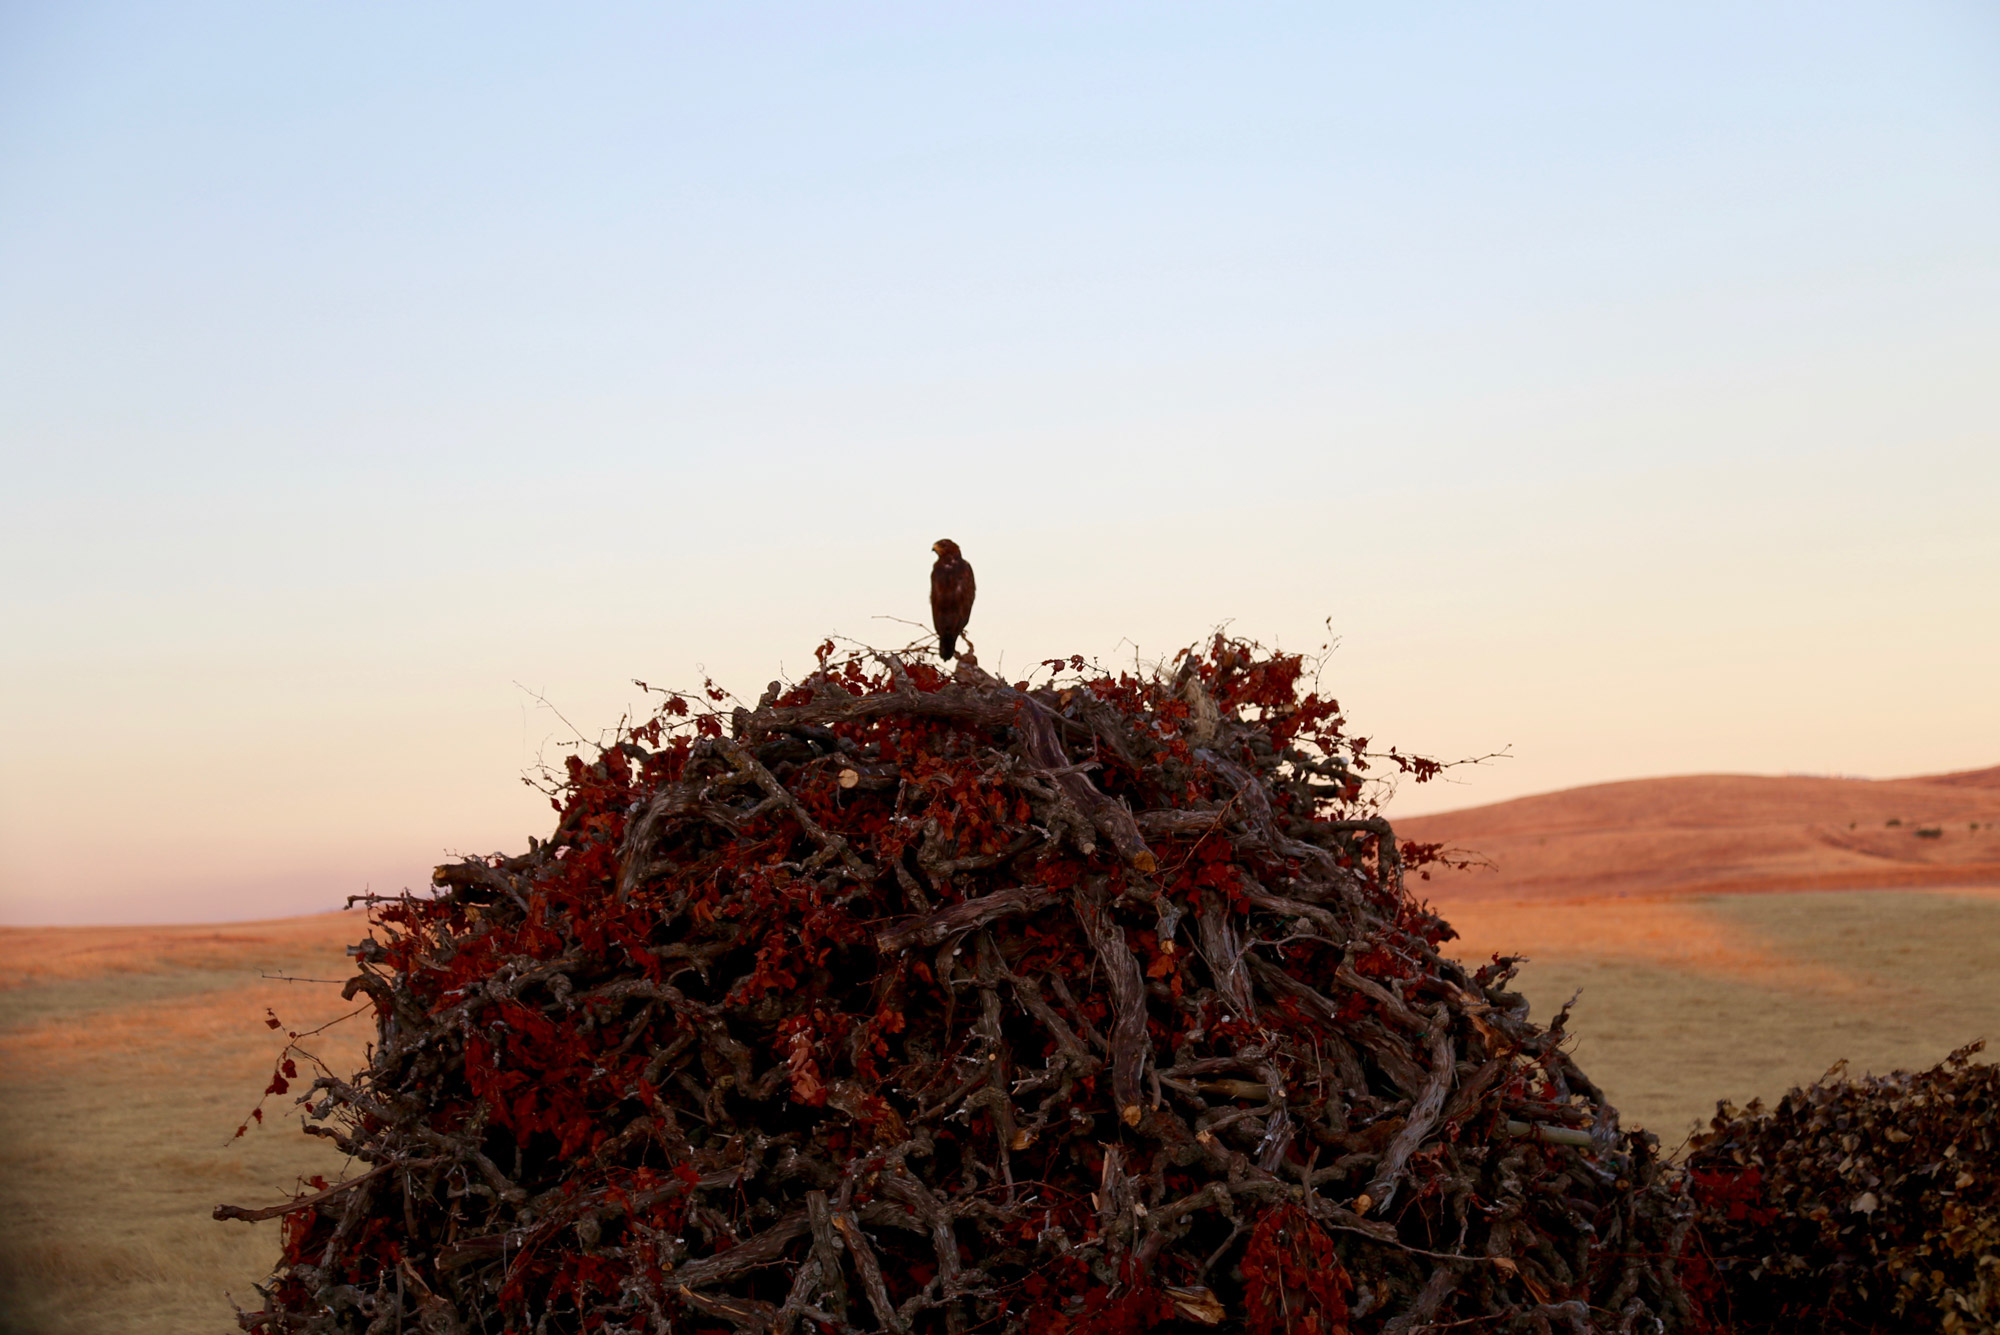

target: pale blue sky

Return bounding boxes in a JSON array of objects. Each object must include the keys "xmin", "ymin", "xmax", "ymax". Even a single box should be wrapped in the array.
[{"xmin": 3, "ymin": 3, "xmax": 1997, "ymax": 923}]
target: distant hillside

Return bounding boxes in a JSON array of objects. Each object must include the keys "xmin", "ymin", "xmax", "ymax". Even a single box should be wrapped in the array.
[{"xmin": 1397, "ymin": 766, "xmax": 2000, "ymax": 901}]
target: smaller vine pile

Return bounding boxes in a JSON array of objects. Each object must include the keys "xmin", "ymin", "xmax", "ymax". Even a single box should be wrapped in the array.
[{"xmin": 1685, "ymin": 1041, "xmax": 2000, "ymax": 1334}]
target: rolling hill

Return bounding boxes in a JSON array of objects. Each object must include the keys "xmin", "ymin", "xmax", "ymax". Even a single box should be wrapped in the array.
[{"xmin": 1396, "ymin": 764, "xmax": 2000, "ymax": 901}]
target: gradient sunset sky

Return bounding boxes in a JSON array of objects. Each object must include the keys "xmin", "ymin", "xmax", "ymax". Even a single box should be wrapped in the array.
[{"xmin": 3, "ymin": 3, "xmax": 1996, "ymax": 925}]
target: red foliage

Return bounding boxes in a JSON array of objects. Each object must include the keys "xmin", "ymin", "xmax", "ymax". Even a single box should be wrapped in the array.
[{"xmin": 1242, "ymin": 1205, "xmax": 1353, "ymax": 1335}]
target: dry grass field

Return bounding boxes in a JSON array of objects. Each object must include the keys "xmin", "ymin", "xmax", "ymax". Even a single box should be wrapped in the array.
[
  {"xmin": 1400, "ymin": 764, "xmax": 2000, "ymax": 1141},
  {"xmin": 0, "ymin": 915, "xmax": 371, "ymax": 1335},
  {"xmin": 3, "ymin": 767, "xmax": 1997, "ymax": 1332},
  {"xmin": 1438, "ymin": 887, "xmax": 2000, "ymax": 1146}
]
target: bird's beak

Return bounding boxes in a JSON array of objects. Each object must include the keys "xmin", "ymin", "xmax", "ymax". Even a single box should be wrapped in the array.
[{"xmin": 931, "ymin": 542, "xmax": 942, "ymax": 554}]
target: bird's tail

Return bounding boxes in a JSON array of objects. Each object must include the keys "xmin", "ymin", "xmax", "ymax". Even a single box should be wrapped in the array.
[{"xmin": 939, "ymin": 634, "xmax": 957, "ymax": 662}]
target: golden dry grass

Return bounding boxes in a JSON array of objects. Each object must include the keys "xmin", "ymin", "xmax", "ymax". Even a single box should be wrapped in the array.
[
  {"xmin": 1438, "ymin": 887, "xmax": 2000, "ymax": 1146},
  {"xmin": 0, "ymin": 915, "xmax": 371, "ymax": 1335},
  {"xmin": 2, "ymin": 891, "xmax": 1996, "ymax": 1331}
]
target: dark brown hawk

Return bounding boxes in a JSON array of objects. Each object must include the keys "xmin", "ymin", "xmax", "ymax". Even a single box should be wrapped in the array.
[{"xmin": 930, "ymin": 539, "xmax": 975, "ymax": 662}]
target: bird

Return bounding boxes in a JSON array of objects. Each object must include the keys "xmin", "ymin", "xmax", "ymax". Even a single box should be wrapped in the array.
[{"xmin": 929, "ymin": 539, "xmax": 976, "ymax": 662}]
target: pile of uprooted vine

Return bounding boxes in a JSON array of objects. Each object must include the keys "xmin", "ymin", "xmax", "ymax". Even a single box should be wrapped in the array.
[
  {"xmin": 1683, "ymin": 1041, "xmax": 2000, "ymax": 1335},
  {"xmin": 221, "ymin": 637, "xmax": 1698, "ymax": 1333}
]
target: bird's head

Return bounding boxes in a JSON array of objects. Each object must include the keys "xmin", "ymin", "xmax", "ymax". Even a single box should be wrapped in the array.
[{"xmin": 932, "ymin": 539, "xmax": 961, "ymax": 559}]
